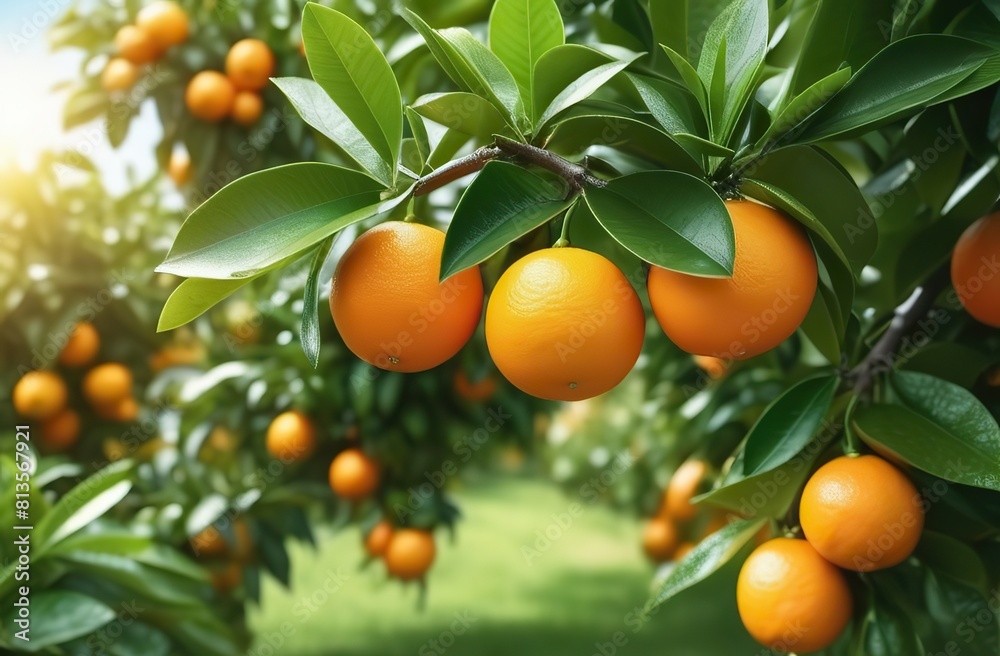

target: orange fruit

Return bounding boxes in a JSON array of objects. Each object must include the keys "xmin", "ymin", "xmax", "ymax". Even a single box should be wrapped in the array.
[
  {"xmin": 192, "ymin": 519, "xmax": 252, "ymax": 559},
  {"xmin": 800, "ymin": 455, "xmax": 924, "ymax": 571},
  {"xmin": 41, "ymin": 408, "xmax": 80, "ymax": 452},
  {"xmin": 114, "ymin": 24, "xmax": 161, "ymax": 64},
  {"xmin": 231, "ymin": 90, "xmax": 264, "ymax": 126},
  {"xmin": 83, "ymin": 363, "xmax": 132, "ymax": 408},
  {"xmin": 385, "ymin": 529, "xmax": 436, "ymax": 580},
  {"xmin": 328, "ymin": 448, "xmax": 380, "ymax": 500},
  {"xmin": 167, "ymin": 150, "xmax": 192, "ymax": 186},
  {"xmin": 737, "ymin": 538, "xmax": 852, "ymax": 653},
  {"xmin": 674, "ymin": 541, "xmax": 695, "ymax": 561},
  {"xmin": 330, "ymin": 221, "xmax": 484, "ymax": 373},
  {"xmin": 453, "ymin": 370, "xmax": 497, "ymax": 402},
  {"xmin": 364, "ymin": 520, "xmax": 394, "ymax": 558},
  {"xmin": 59, "ymin": 322, "xmax": 100, "ymax": 367},
  {"xmin": 951, "ymin": 212, "xmax": 1000, "ymax": 326},
  {"xmin": 693, "ymin": 354, "xmax": 727, "ymax": 380},
  {"xmin": 662, "ymin": 460, "xmax": 707, "ymax": 521},
  {"xmin": 101, "ymin": 58, "xmax": 139, "ymax": 91},
  {"xmin": 485, "ymin": 247, "xmax": 645, "ymax": 401},
  {"xmin": 185, "ymin": 71, "xmax": 236, "ymax": 122},
  {"xmin": 210, "ymin": 561, "xmax": 242, "ymax": 592},
  {"xmin": 96, "ymin": 396, "xmax": 139, "ymax": 423},
  {"xmin": 265, "ymin": 410, "xmax": 316, "ymax": 461},
  {"xmin": 648, "ymin": 200, "xmax": 817, "ymax": 360},
  {"xmin": 136, "ymin": 1, "xmax": 189, "ymax": 49},
  {"xmin": 642, "ymin": 517, "xmax": 678, "ymax": 562},
  {"xmin": 225, "ymin": 38, "xmax": 275, "ymax": 91},
  {"xmin": 13, "ymin": 371, "xmax": 67, "ymax": 419}
]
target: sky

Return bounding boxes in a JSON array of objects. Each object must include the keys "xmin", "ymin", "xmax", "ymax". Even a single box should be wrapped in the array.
[{"xmin": 0, "ymin": 0, "xmax": 160, "ymax": 195}]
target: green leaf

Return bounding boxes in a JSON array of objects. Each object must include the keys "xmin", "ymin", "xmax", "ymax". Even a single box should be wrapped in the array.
[
  {"xmin": 796, "ymin": 35, "xmax": 992, "ymax": 143},
  {"xmin": 533, "ymin": 44, "xmax": 613, "ymax": 125},
  {"xmin": 924, "ymin": 572, "xmax": 997, "ymax": 656},
  {"xmin": 300, "ymin": 237, "xmax": 333, "ymax": 368},
  {"xmin": 651, "ymin": 0, "xmax": 732, "ymax": 63},
  {"xmin": 697, "ymin": 447, "xmax": 824, "ymax": 518},
  {"xmin": 917, "ymin": 531, "xmax": 989, "ymax": 595},
  {"xmin": 0, "ymin": 591, "xmax": 114, "ymax": 651},
  {"xmin": 302, "ymin": 4, "xmax": 402, "ymax": 178},
  {"xmin": 410, "ymin": 92, "xmax": 507, "ymax": 138},
  {"xmin": 584, "ymin": 171, "xmax": 734, "ymax": 276},
  {"xmin": 158, "ymin": 277, "xmax": 254, "ymax": 332},
  {"xmin": 156, "ymin": 163, "xmax": 387, "ymax": 279},
  {"xmin": 272, "ymin": 77, "xmax": 393, "ymax": 186},
  {"xmin": 853, "ymin": 374, "xmax": 1000, "ymax": 491},
  {"xmin": 627, "ymin": 73, "xmax": 704, "ymax": 137},
  {"xmin": 857, "ymin": 591, "xmax": 925, "ymax": 656},
  {"xmin": 758, "ymin": 67, "xmax": 851, "ymax": 148},
  {"xmin": 56, "ymin": 551, "xmax": 203, "ymax": 606},
  {"xmin": 743, "ymin": 375, "xmax": 839, "ymax": 475},
  {"xmin": 535, "ymin": 53, "xmax": 642, "ymax": 134},
  {"xmin": 441, "ymin": 162, "xmax": 571, "ymax": 279},
  {"xmin": 901, "ymin": 343, "xmax": 993, "ymax": 389},
  {"xmin": 488, "ymin": 0, "xmax": 564, "ymax": 117},
  {"xmin": 649, "ymin": 518, "xmax": 766, "ymax": 608},
  {"xmin": 36, "ymin": 460, "xmax": 134, "ymax": 553},
  {"xmin": 696, "ymin": 0, "xmax": 769, "ymax": 143},
  {"xmin": 799, "ymin": 282, "xmax": 844, "ymax": 364},
  {"xmin": 660, "ymin": 45, "xmax": 708, "ymax": 113}
]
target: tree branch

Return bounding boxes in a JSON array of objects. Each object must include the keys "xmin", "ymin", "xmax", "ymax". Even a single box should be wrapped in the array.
[{"xmin": 413, "ymin": 146, "xmax": 502, "ymax": 197}]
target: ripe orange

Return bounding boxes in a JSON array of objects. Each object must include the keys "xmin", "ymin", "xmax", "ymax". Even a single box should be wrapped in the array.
[
  {"xmin": 265, "ymin": 410, "xmax": 316, "ymax": 461},
  {"xmin": 83, "ymin": 363, "xmax": 133, "ymax": 408},
  {"xmin": 385, "ymin": 529, "xmax": 436, "ymax": 580},
  {"xmin": 114, "ymin": 24, "xmax": 161, "ymax": 64},
  {"xmin": 642, "ymin": 517, "xmax": 678, "ymax": 562},
  {"xmin": 101, "ymin": 58, "xmax": 139, "ymax": 91},
  {"xmin": 330, "ymin": 221, "xmax": 484, "ymax": 373},
  {"xmin": 231, "ymin": 90, "xmax": 264, "ymax": 126},
  {"xmin": 364, "ymin": 520, "xmax": 394, "ymax": 558},
  {"xmin": 185, "ymin": 71, "xmax": 236, "ymax": 122},
  {"xmin": 329, "ymin": 448, "xmax": 380, "ymax": 500},
  {"xmin": 192, "ymin": 519, "xmax": 252, "ymax": 559},
  {"xmin": 210, "ymin": 561, "xmax": 242, "ymax": 592},
  {"xmin": 225, "ymin": 38, "xmax": 275, "ymax": 91},
  {"xmin": 59, "ymin": 322, "xmax": 100, "ymax": 367},
  {"xmin": 13, "ymin": 371, "xmax": 67, "ymax": 419},
  {"xmin": 648, "ymin": 200, "xmax": 817, "ymax": 360},
  {"xmin": 136, "ymin": 1, "xmax": 189, "ymax": 49},
  {"xmin": 673, "ymin": 541, "xmax": 695, "ymax": 561},
  {"xmin": 737, "ymin": 538, "xmax": 852, "ymax": 653},
  {"xmin": 96, "ymin": 396, "xmax": 139, "ymax": 423},
  {"xmin": 800, "ymin": 455, "xmax": 924, "ymax": 571},
  {"xmin": 663, "ymin": 460, "xmax": 707, "ymax": 521},
  {"xmin": 167, "ymin": 150, "xmax": 192, "ymax": 186},
  {"xmin": 453, "ymin": 370, "xmax": 498, "ymax": 402},
  {"xmin": 693, "ymin": 354, "xmax": 727, "ymax": 380},
  {"xmin": 485, "ymin": 247, "xmax": 645, "ymax": 401},
  {"xmin": 41, "ymin": 408, "xmax": 80, "ymax": 452},
  {"xmin": 951, "ymin": 212, "xmax": 1000, "ymax": 326}
]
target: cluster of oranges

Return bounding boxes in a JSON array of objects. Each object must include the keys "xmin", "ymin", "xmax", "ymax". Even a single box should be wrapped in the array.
[
  {"xmin": 12, "ymin": 323, "xmax": 136, "ymax": 452},
  {"xmin": 184, "ymin": 39, "xmax": 274, "ymax": 126},
  {"xmin": 102, "ymin": 1, "xmax": 189, "ymax": 92},
  {"xmin": 737, "ymin": 454, "xmax": 924, "ymax": 652},
  {"xmin": 328, "ymin": 201, "xmax": 818, "ymax": 402}
]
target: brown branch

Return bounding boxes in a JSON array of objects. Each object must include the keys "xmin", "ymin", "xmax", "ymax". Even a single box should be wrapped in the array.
[{"xmin": 413, "ymin": 146, "xmax": 502, "ymax": 196}]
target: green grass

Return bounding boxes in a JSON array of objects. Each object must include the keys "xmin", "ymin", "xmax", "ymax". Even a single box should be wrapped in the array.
[{"xmin": 248, "ymin": 475, "xmax": 760, "ymax": 655}]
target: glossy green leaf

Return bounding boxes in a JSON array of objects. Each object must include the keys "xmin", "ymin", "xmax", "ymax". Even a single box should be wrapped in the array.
[
  {"xmin": 650, "ymin": 518, "xmax": 766, "ymax": 608},
  {"xmin": 36, "ymin": 460, "xmax": 134, "ymax": 553},
  {"xmin": 924, "ymin": 572, "xmax": 997, "ymax": 656},
  {"xmin": 651, "ymin": 0, "xmax": 732, "ymax": 63},
  {"xmin": 743, "ymin": 375, "xmax": 839, "ymax": 475},
  {"xmin": 797, "ymin": 35, "xmax": 992, "ymax": 143},
  {"xmin": 799, "ymin": 282, "xmax": 844, "ymax": 364},
  {"xmin": 441, "ymin": 162, "xmax": 571, "ymax": 279},
  {"xmin": 661, "ymin": 45, "xmax": 708, "ymax": 112},
  {"xmin": 272, "ymin": 77, "xmax": 393, "ymax": 186},
  {"xmin": 857, "ymin": 592, "xmax": 924, "ymax": 656},
  {"xmin": 0, "ymin": 591, "xmax": 114, "ymax": 651},
  {"xmin": 532, "ymin": 44, "xmax": 613, "ymax": 125},
  {"xmin": 917, "ymin": 531, "xmax": 989, "ymax": 595},
  {"xmin": 300, "ymin": 237, "xmax": 334, "ymax": 369},
  {"xmin": 302, "ymin": 4, "xmax": 402, "ymax": 178},
  {"xmin": 584, "ymin": 171, "xmax": 734, "ymax": 276},
  {"xmin": 410, "ymin": 92, "xmax": 507, "ymax": 138},
  {"xmin": 627, "ymin": 73, "xmax": 704, "ymax": 137},
  {"xmin": 56, "ymin": 551, "xmax": 202, "ymax": 606},
  {"xmin": 158, "ymin": 278, "xmax": 254, "ymax": 332},
  {"xmin": 697, "ymin": 446, "xmax": 824, "ymax": 518},
  {"xmin": 535, "ymin": 53, "xmax": 642, "ymax": 133},
  {"xmin": 488, "ymin": 0, "xmax": 564, "ymax": 116},
  {"xmin": 758, "ymin": 67, "xmax": 851, "ymax": 148},
  {"xmin": 901, "ymin": 343, "xmax": 993, "ymax": 389},
  {"xmin": 156, "ymin": 164, "xmax": 387, "ymax": 279}
]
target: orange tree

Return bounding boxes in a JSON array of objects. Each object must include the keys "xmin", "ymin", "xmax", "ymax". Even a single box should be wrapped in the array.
[{"xmin": 154, "ymin": 0, "xmax": 1000, "ymax": 652}]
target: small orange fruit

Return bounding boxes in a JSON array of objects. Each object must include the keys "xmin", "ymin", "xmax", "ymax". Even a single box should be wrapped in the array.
[
  {"xmin": 385, "ymin": 529, "xmax": 436, "ymax": 580},
  {"xmin": 82, "ymin": 363, "xmax": 133, "ymax": 408},
  {"xmin": 41, "ymin": 408, "xmax": 80, "ymax": 452},
  {"xmin": 114, "ymin": 24, "xmax": 161, "ymax": 64},
  {"xmin": 329, "ymin": 448, "xmax": 380, "ymax": 500},
  {"xmin": 642, "ymin": 517, "xmax": 678, "ymax": 562},
  {"xmin": 167, "ymin": 150, "xmax": 192, "ymax": 186},
  {"xmin": 136, "ymin": 1, "xmax": 189, "ymax": 49},
  {"xmin": 737, "ymin": 538, "xmax": 853, "ymax": 652},
  {"xmin": 96, "ymin": 396, "xmax": 139, "ymax": 423},
  {"xmin": 231, "ymin": 90, "xmax": 264, "ymax": 126},
  {"xmin": 185, "ymin": 71, "xmax": 236, "ymax": 122},
  {"xmin": 265, "ymin": 410, "xmax": 316, "ymax": 461},
  {"xmin": 673, "ymin": 541, "xmax": 695, "ymax": 561},
  {"xmin": 225, "ymin": 38, "xmax": 275, "ymax": 91},
  {"xmin": 192, "ymin": 519, "xmax": 252, "ymax": 559},
  {"xmin": 693, "ymin": 354, "xmax": 727, "ymax": 380},
  {"xmin": 648, "ymin": 200, "xmax": 817, "ymax": 360},
  {"xmin": 663, "ymin": 460, "xmax": 707, "ymax": 521},
  {"xmin": 210, "ymin": 561, "xmax": 243, "ymax": 592},
  {"xmin": 364, "ymin": 520, "xmax": 394, "ymax": 558},
  {"xmin": 13, "ymin": 371, "xmax": 67, "ymax": 420},
  {"xmin": 800, "ymin": 455, "xmax": 924, "ymax": 571},
  {"xmin": 453, "ymin": 370, "xmax": 498, "ymax": 402},
  {"xmin": 330, "ymin": 221, "xmax": 484, "ymax": 373},
  {"xmin": 101, "ymin": 57, "xmax": 139, "ymax": 91},
  {"xmin": 951, "ymin": 212, "xmax": 1000, "ymax": 326},
  {"xmin": 485, "ymin": 247, "xmax": 645, "ymax": 401},
  {"xmin": 59, "ymin": 322, "xmax": 100, "ymax": 367}
]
